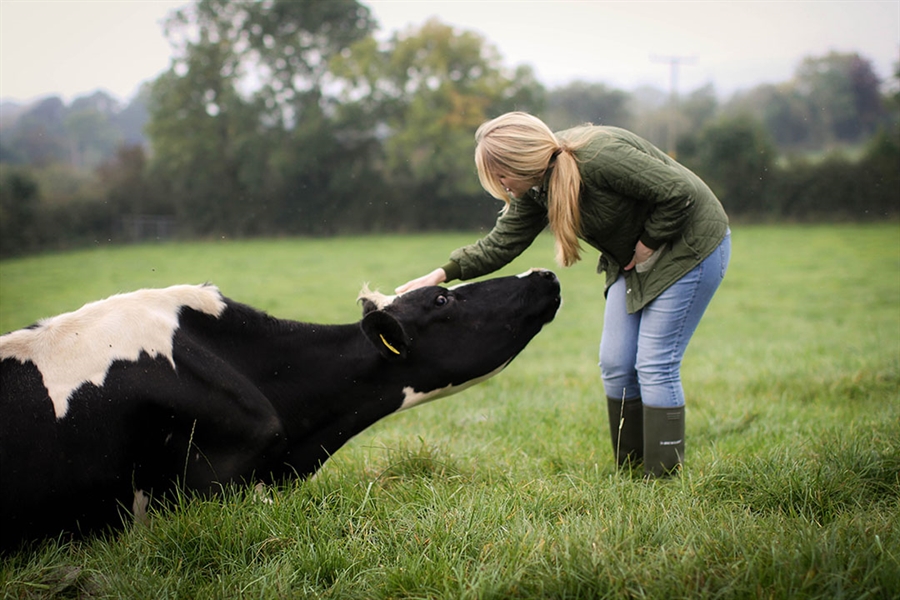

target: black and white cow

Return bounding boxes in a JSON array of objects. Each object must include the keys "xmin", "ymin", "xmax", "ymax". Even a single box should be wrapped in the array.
[{"xmin": 0, "ymin": 269, "xmax": 560, "ymax": 550}]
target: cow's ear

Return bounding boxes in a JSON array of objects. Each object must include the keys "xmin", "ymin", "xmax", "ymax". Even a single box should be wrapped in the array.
[
  {"xmin": 361, "ymin": 311, "xmax": 409, "ymax": 359},
  {"xmin": 359, "ymin": 297, "xmax": 379, "ymax": 316}
]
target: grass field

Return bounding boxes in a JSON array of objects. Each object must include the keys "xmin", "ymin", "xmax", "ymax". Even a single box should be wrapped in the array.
[{"xmin": 1, "ymin": 224, "xmax": 898, "ymax": 599}]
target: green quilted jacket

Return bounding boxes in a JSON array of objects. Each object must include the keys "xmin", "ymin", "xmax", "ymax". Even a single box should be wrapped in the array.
[{"xmin": 442, "ymin": 126, "xmax": 729, "ymax": 313}]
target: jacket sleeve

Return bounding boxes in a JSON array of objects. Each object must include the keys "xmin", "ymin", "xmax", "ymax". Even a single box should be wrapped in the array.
[
  {"xmin": 447, "ymin": 195, "xmax": 548, "ymax": 280},
  {"xmin": 587, "ymin": 141, "xmax": 700, "ymax": 249}
]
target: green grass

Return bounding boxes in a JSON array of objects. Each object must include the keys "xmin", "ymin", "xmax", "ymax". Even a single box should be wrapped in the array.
[{"xmin": 1, "ymin": 224, "xmax": 898, "ymax": 599}]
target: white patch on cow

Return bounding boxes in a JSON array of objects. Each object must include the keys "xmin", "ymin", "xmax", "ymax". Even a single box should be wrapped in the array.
[
  {"xmin": 398, "ymin": 361, "xmax": 510, "ymax": 411},
  {"xmin": 0, "ymin": 284, "xmax": 226, "ymax": 419},
  {"xmin": 358, "ymin": 285, "xmax": 397, "ymax": 309},
  {"xmin": 254, "ymin": 482, "xmax": 275, "ymax": 504},
  {"xmin": 518, "ymin": 268, "xmax": 548, "ymax": 278}
]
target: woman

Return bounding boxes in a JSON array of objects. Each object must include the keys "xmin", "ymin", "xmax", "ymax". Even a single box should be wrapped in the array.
[{"xmin": 396, "ymin": 112, "xmax": 730, "ymax": 478}]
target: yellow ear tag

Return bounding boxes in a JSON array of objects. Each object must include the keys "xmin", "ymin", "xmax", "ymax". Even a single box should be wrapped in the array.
[{"xmin": 379, "ymin": 334, "xmax": 401, "ymax": 355}]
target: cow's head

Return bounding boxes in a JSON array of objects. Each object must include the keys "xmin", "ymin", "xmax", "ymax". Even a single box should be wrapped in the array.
[{"xmin": 358, "ymin": 269, "xmax": 561, "ymax": 409}]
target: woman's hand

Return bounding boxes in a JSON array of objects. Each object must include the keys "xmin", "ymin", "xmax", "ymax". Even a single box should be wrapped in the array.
[
  {"xmin": 395, "ymin": 268, "xmax": 447, "ymax": 294},
  {"xmin": 624, "ymin": 240, "xmax": 654, "ymax": 271}
]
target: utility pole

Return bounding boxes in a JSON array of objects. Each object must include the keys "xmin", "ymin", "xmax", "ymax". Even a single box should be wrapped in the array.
[{"xmin": 651, "ymin": 55, "xmax": 696, "ymax": 158}]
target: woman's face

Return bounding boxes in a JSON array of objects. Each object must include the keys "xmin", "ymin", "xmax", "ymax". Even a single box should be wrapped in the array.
[{"xmin": 499, "ymin": 175, "xmax": 534, "ymax": 199}]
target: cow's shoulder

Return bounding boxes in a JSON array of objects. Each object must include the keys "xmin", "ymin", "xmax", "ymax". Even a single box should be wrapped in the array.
[{"xmin": 0, "ymin": 284, "xmax": 226, "ymax": 418}]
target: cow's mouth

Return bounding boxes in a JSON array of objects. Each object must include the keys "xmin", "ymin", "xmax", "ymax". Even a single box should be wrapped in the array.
[{"xmin": 529, "ymin": 270, "xmax": 562, "ymax": 323}]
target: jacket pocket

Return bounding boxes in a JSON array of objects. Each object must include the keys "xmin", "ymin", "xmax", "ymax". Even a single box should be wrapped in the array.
[{"xmin": 635, "ymin": 243, "xmax": 666, "ymax": 273}]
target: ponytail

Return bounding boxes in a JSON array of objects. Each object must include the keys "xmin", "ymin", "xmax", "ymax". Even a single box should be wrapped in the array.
[{"xmin": 547, "ymin": 148, "xmax": 583, "ymax": 267}]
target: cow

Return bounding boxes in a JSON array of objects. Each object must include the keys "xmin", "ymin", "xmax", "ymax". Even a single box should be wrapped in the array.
[{"xmin": 0, "ymin": 269, "xmax": 560, "ymax": 550}]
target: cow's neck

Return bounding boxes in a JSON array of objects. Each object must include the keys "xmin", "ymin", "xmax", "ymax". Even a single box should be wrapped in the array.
[{"xmin": 245, "ymin": 322, "xmax": 408, "ymax": 477}]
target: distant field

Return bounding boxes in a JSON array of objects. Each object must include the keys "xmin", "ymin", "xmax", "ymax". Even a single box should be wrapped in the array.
[{"xmin": 1, "ymin": 224, "xmax": 898, "ymax": 598}]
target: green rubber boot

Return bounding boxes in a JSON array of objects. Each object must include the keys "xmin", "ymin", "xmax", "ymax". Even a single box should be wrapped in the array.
[
  {"xmin": 643, "ymin": 405, "xmax": 685, "ymax": 478},
  {"xmin": 606, "ymin": 396, "xmax": 643, "ymax": 468}
]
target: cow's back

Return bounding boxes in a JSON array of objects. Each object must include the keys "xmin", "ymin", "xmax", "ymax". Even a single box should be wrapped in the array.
[{"xmin": 0, "ymin": 285, "xmax": 236, "ymax": 548}]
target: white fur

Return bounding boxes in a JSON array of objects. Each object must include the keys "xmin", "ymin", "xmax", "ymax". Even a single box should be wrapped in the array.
[
  {"xmin": 132, "ymin": 489, "xmax": 150, "ymax": 526},
  {"xmin": 398, "ymin": 362, "xmax": 509, "ymax": 411},
  {"xmin": 357, "ymin": 285, "xmax": 397, "ymax": 309},
  {"xmin": 0, "ymin": 284, "xmax": 226, "ymax": 419}
]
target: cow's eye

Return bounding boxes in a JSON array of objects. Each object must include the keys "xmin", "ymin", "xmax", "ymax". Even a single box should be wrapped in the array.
[{"xmin": 434, "ymin": 294, "xmax": 448, "ymax": 307}]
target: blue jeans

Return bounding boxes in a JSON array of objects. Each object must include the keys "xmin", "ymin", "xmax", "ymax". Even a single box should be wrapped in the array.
[{"xmin": 600, "ymin": 232, "xmax": 731, "ymax": 408}]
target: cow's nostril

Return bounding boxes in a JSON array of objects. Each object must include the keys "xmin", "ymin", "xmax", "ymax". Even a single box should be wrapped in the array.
[{"xmin": 538, "ymin": 270, "xmax": 559, "ymax": 284}]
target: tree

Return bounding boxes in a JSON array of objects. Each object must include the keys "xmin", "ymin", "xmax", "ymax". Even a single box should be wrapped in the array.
[
  {"xmin": 64, "ymin": 92, "xmax": 123, "ymax": 169},
  {"xmin": 678, "ymin": 115, "xmax": 777, "ymax": 216},
  {"xmin": 543, "ymin": 81, "xmax": 632, "ymax": 131},
  {"xmin": 633, "ymin": 83, "xmax": 719, "ymax": 156},
  {"xmin": 0, "ymin": 168, "xmax": 40, "ymax": 256},
  {"xmin": 5, "ymin": 97, "xmax": 69, "ymax": 166},
  {"xmin": 147, "ymin": 17, "xmax": 256, "ymax": 235},
  {"xmin": 242, "ymin": 0, "xmax": 376, "ymax": 128},
  {"xmin": 330, "ymin": 18, "xmax": 545, "ymax": 229},
  {"xmin": 721, "ymin": 52, "xmax": 889, "ymax": 152},
  {"xmin": 678, "ymin": 84, "xmax": 719, "ymax": 138},
  {"xmin": 147, "ymin": 0, "xmax": 376, "ymax": 236},
  {"xmin": 115, "ymin": 84, "xmax": 152, "ymax": 146},
  {"xmin": 729, "ymin": 83, "xmax": 815, "ymax": 149},
  {"xmin": 242, "ymin": 0, "xmax": 378, "ymax": 234},
  {"xmin": 792, "ymin": 52, "xmax": 885, "ymax": 145}
]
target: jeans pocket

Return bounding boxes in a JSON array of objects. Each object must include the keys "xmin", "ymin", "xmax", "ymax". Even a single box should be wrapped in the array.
[{"xmin": 718, "ymin": 233, "xmax": 732, "ymax": 279}]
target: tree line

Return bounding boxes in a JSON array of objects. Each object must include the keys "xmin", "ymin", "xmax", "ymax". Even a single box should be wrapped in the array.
[{"xmin": 1, "ymin": 0, "xmax": 897, "ymax": 258}]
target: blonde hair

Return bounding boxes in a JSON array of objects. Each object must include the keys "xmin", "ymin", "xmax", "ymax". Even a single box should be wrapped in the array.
[{"xmin": 474, "ymin": 112, "xmax": 592, "ymax": 267}]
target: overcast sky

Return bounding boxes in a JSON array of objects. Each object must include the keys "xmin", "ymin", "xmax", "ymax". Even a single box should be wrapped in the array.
[{"xmin": 1, "ymin": 0, "xmax": 897, "ymax": 104}]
